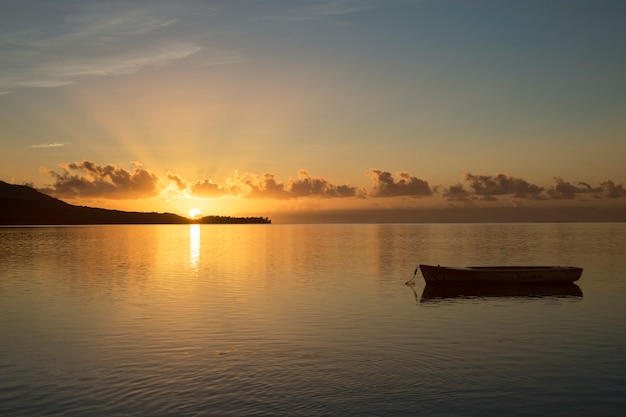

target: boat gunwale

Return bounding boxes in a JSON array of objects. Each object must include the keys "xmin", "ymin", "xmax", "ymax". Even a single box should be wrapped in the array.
[{"xmin": 420, "ymin": 265, "xmax": 581, "ymax": 271}]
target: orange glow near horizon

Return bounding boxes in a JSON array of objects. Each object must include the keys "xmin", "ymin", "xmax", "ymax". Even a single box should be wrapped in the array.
[{"xmin": 189, "ymin": 208, "xmax": 201, "ymax": 219}]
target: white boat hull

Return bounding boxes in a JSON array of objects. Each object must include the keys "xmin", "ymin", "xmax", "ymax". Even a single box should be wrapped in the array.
[{"xmin": 419, "ymin": 264, "xmax": 583, "ymax": 284}]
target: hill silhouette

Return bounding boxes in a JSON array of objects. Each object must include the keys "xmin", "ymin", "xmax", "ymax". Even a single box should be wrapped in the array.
[{"xmin": 0, "ymin": 181, "xmax": 270, "ymax": 225}]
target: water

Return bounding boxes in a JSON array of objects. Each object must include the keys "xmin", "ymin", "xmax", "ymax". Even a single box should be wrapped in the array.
[{"xmin": 1, "ymin": 223, "xmax": 625, "ymax": 416}]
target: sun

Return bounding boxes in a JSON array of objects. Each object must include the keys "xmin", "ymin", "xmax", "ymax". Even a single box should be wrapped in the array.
[{"xmin": 189, "ymin": 207, "xmax": 201, "ymax": 219}]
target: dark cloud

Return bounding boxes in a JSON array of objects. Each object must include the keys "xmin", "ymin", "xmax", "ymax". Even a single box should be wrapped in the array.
[
  {"xmin": 288, "ymin": 170, "xmax": 357, "ymax": 198},
  {"xmin": 463, "ymin": 173, "xmax": 544, "ymax": 199},
  {"xmin": 41, "ymin": 160, "xmax": 160, "ymax": 199},
  {"xmin": 599, "ymin": 180, "xmax": 626, "ymax": 198},
  {"xmin": 37, "ymin": 161, "xmax": 626, "ymax": 204},
  {"xmin": 442, "ymin": 184, "xmax": 471, "ymax": 201},
  {"xmin": 230, "ymin": 170, "xmax": 357, "ymax": 199},
  {"xmin": 541, "ymin": 178, "xmax": 626, "ymax": 200},
  {"xmin": 442, "ymin": 173, "xmax": 626, "ymax": 202},
  {"xmin": 366, "ymin": 169, "xmax": 432, "ymax": 197},
  {"xmin": 546, "ymin": 177, "xmax": 588, "ymax": 199},
  {"xmin": 577, "ymin": 182, "xmax": 594, "ymax": 192}
]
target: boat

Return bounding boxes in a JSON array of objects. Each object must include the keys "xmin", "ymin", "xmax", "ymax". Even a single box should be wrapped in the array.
[{"xmin": 418, "ymin": 264, "xmax": 583, "ymax": 285}]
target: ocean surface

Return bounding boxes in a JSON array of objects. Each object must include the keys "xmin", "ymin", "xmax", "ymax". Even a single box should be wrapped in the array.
[{"xmin": 1, "ymin": 223, "xmax": 625, "ymax": 416}]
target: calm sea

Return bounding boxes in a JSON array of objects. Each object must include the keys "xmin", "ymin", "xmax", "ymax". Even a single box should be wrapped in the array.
[{"xmin": 1, "ymin": 223, "xmax": 625, "ymax": 416}]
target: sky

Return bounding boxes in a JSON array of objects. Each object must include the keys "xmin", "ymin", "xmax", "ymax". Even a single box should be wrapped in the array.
[{"xmin": 1, "ymin": 0, "xmax": 625, "ymax": 222}]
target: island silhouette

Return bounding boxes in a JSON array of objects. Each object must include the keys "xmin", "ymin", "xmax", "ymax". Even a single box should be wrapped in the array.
[{"xmin": 0, "ymin": 181, "xmax": 270, "ymax": 225}]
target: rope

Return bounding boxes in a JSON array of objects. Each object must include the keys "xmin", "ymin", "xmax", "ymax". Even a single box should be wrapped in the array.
[{"xmin": 405, "ymin": 267, "xmax": 419, "ymax": 285}]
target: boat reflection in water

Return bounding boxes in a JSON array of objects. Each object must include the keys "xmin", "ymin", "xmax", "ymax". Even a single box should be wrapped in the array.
[{"xmin": 418, "ymin": 283, "xmax": 583, "ymax": 303}]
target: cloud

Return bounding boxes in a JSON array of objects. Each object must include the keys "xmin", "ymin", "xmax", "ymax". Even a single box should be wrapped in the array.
[
  {"xmin": 600, "ymin": 180, "xmax": 626, "ymax": 198},
  {"xmin": 35, "ymin": 160, "xmax": 626, "ymax": 204},
  {"xmin": 442, "ymin": 184, "xmax": 471, "ymax": 201},
  {"xmin": 190, "ymin": 179, "xmax": 231, "ymax": 198},
  {"xmin": 442, "ymin": 173, "xmax": 626, "ymax": 202},
  {"xmin": 546, "ymin": 177, "xmax": 589, "ymax": 199},
  {"xmin": 41, "ymin": 160, "xmax": 160, "ymax": 199},
  {"xmin": 228, "ymin": 173, "xmax": 289, "ymax": 199},
  {"xmin": 287, "ymin": 170, "xmax": 358, "ymax": 198},
  {"xmin": 63, "ymin": 7, "xmax": 177, "ymax": 40},
  {"xmin": 289, "ymin": 0, "xmax": 382, "ymax": 18},
  {"xmin": 366, "ymin": 169, "xmax": 432, "ymax": 197},
  {"xmin": 155, "ymin": 169, "xmax": 361, "ymax": 200},
  {"xmin": 50, "ymin": 43, "xmax": 204, "ymax": 78},
  {"xmin": 166, "ymin": 172, "xmax": 188, "ymax": 191},
  {"xmin": 223, "ymin": 170, "xmax": 359, "ymax": 199},
  {"xmin": 0, "ymin": 2, "xmax": 243, "ymax": 93},
  {"xmin": 546, "ymin": 177, "xmax": 626, "ymax": 200},
  {"xmin": 166, "ymin": 172, "xmax": 234, "ymax": 197},
  {"xmin": 30, "ymin": 142, "xmax": 69, "ymax": 149},
  {"xmin": 254, "ymin": 0, "xmax": 383, "ymax": 22},
  {"xmin": 463, "ymin": 173, "xmax": 544, "ymax": 199},
  {"xmin": 2, "ymin": 41, "xmax": 204, "ymax": 92}
]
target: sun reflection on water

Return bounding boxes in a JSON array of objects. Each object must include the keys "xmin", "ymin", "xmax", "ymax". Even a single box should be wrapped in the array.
[{"xmin": 189, "ymin": 224, "xmax": 200, "ymax": 271}]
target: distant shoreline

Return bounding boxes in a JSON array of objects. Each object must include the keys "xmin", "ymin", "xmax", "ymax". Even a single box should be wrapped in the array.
[
  {"xmin": 193, "ymin": 215, "xmax": 271, "ymax": 224},
  {"xmin": 0, "ymin": 181, "xmax": 271, "ymax": 225}
]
